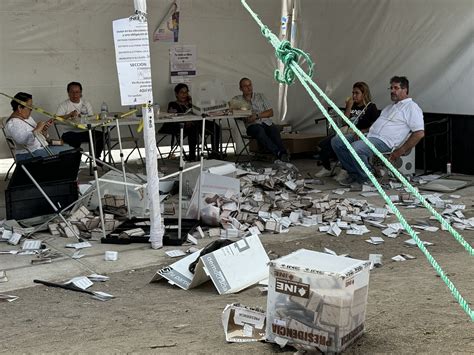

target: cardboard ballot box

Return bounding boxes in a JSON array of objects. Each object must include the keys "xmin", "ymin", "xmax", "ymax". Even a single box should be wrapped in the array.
[{"xmin": 266, "ymin": 250, "xmax": 371, "ymax": 353}]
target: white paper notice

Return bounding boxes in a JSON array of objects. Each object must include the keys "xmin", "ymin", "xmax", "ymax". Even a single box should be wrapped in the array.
[
  {"xmin": 170, "ymin": 45, "xmax": 197, "ymax": 83},
  {"xmin": 113, "ymin": 18, "xmax": 153, "ymax": 105}
]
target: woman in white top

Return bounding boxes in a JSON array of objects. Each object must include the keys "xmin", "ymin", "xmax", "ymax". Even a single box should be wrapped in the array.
[{"xmin": 5, "ymin": 92, "xmax": 73, "ymax": 162}]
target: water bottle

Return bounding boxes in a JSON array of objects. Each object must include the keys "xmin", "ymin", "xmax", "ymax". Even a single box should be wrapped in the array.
[
  {"xmin": 80, "ymin": 105, "xmax": 88, "ymax": 124},
  {"xmin": 100, "ymin": 102, "xmax": 108, "ymax": 120},
  {"xmin": 153, "ymin": 103, "xmax": 160, "ymax": 117}
]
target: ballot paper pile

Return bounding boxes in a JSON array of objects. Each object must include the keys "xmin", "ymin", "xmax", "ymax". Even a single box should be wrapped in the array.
[
  {"xmin": 266, "ymin": 250, "xmax": 371, "ymax": 353},
  {"xmin": 48, "ymin": 206, "xmax": 121, "ymax": 240}
]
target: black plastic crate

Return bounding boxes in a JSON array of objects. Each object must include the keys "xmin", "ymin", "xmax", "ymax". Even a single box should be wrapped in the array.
[
  {"xmin": 101, "ymin": 217, "xmax": 199, "ymax": 246},
  {"xmin": 6, "ymin": 181, "xmax": 78, "ymax": 220},
  {"xmin": 5, "ymin": 149, "xmax": 81, "ymax": 220}
]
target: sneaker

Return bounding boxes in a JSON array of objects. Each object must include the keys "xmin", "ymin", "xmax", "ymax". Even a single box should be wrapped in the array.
[
  {"xmin": 334, "ymin": 169, "xmax": 349, "ymax": 182},
  {"xmin": 339, "ymin": 176, "xmax": 356, "ymax": 186},
  {"xmin": 315, "ymin": 167, "xmax": 332, "ymax": 178},
  {"xmin": 313, "ymin": 153, "xmax": 321, "ymax": 160}
]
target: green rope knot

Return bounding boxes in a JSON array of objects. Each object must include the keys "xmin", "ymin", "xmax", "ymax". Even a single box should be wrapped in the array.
[{"xmin": 274, "ymin": 40, "xmax": 314, "ymax": 84}]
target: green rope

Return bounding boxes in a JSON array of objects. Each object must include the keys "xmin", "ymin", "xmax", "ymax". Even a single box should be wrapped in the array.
[{"xmin": 240, "ymin": 0, "xmax": 473, "ymax": 321}]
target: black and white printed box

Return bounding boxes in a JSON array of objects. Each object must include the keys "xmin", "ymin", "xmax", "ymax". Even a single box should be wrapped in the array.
[{"xmin": 266, "ymin": 250, "xmax": 371, "ymax": 353}]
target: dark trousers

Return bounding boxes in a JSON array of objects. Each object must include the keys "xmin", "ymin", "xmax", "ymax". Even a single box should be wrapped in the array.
[
  {"xmin": 247, "ymin": 123, "xmax": 286, "ymax": 158},
  {"xmin": 62, "ymin": 130, "xmax": 104, "ymax": 159},
  {"xmin": 317, "ymin": 133, "xmax": 337, "ymax": 170},
  {"xmin": 159, "ymin": 121, "xmax": 220, "ymax": 160}
]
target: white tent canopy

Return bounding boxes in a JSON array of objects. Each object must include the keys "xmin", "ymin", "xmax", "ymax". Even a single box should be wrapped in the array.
[{"xmin": 0, "ymin": 0, "xmax": 472, "ymax": 158}]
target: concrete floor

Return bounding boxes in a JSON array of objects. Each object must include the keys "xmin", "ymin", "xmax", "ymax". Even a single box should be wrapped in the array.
[{"xmin": 1, "ymin": 149, "xmax": 473, "ymax": 295}]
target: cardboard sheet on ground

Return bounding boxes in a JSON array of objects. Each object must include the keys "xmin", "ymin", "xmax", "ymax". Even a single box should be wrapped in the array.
[
  {"xmin": 186, "ymin": 172, "xmax": 240, "ymax": 220},
  {"xmin": 151, "ymin": 235, "xmax": 269, "ymax": 294},
  {"xmin": 419, "ymin": 178, "xmax": 469, "ymax": 192}
]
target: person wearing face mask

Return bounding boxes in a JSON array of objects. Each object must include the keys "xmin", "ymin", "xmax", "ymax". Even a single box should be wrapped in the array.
[
  {"xmin": 332, "ymin": 76, "xmax": 424, "ymax": 187},
  {"xmin": 5, "ymin": 92, "xmax": 73, "ymax": 161},
  {"xmin": 56, "ymin": 81, "xmax": 104, "ymax": 159},
  {"xmin": 315, "ymin": 81, "xmax": 379, "ymax": 179}
]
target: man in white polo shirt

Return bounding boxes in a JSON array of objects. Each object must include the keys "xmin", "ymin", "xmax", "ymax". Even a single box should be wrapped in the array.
[
  {"xmin": 56, "ymin": 81, "xmax": 104, "ymax": 159},
  {"xmin": 332, "ymin": 76, "xmax": 424, "ymax": 186}
]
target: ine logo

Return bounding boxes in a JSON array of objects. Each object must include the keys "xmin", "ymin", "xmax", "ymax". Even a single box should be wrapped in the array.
[{"xmin": 275, "ymin": 278, "xmax": 310, "ymax": 298}]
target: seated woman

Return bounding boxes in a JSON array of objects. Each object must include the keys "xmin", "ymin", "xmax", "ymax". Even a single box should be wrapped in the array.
[
  {"xmin": 315, "ymin": 82, "xmax": 379, "ymax": 178},
  {"xmin": 159, "ymin": 83, "xmax": 220, "ymax": 161},
  {"xmin": 5, "ymin": 92, "xmax": 73, "ymax": 162}
]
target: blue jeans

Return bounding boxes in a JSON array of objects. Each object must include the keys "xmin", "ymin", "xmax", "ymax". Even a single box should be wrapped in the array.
[
  {"xmin": 247, "ymin": 123, "xmax": 286, "ymax": 158},
  {"xmin": 331, "ymin": 134, "xmax": 390, "ymax": 183},
  {"xmin": 16, "ymin": 144, "xmax": 74, "ymax": 162}
]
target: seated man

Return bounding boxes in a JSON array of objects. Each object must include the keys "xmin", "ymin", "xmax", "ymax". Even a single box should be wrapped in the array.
[
  {"xmin": 331, "ymin": 76, "xmax": 424, "ymax": 186},
  {"xmin": 232, "ymin": 77, "xmax": 288, "ymax": 162},
  {"xmin": 56, "ymin": 81, "xmax": 104, "ymax": 159},
  {"xmin": 5, "ymin": 92, "xmax": 73, "ymax": 162}
]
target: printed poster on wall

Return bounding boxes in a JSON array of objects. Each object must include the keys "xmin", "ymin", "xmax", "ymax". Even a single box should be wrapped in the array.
[
  {"xmin": 112, "ymin": 18, "xmax": 153, "ymax": 105},
  {"xmin": 170, "ymin": 45, "xmax": 196, "ymax": 84},
  {"xmin": 153, "ymin": 1, "xmax": 180, "ymax": 43}
]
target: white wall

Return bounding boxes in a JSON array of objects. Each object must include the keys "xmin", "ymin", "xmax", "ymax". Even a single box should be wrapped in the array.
[
  {"xmin": 0, "ymin": 0, "xmax": 472, "ymax": 157},
  {"xmin": 0, "ymin": 0, "xmax": 282, "ymax": 158},
  {"xmin": 285, "ymin": 0, "xmax": 474, "ymax": 133}
]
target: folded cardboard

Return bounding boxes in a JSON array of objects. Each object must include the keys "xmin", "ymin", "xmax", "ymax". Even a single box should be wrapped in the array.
[
  {"xmin": 151, "ymin": 234, "xmax": 269, "ymax": 294},
  {"xmin": 222, "ymin": 304, "xmax": 266, "ymax": 342}
]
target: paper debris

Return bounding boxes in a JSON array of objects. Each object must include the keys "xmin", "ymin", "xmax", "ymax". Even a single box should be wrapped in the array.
[
  {"xmin": 392, "ymin": 253, "xmax": 416, "ymax": 261},
  {"xmin": 186, "ymin": 234, "xmax": 198, "ymax": 245},
  {"xmin": 221, "ymin": 304, "xmax": 266, "ymax": 342},
  {"xmin": 8, "ymin": 232, "xmax": 21, "ymax": 246},
  {"xmin": 165, "ymin": 250, "xmax": 186, "ymax": 258},
  {"xmin": 88, "ymin": 274, "xmax": 109, "ymax": 282},
  {"xmin": 22, "ymin": 240, "xmax": 42, "ymax": 250},
  {"xmin": 0, "ymin": 270, "xmax": 8, "ymax": 283},
  {"xmin": 67, "ymin": 276, "xmax": 93, "ymax": 290},
  {"xmin": 0, "ymin": 294, "xmax": 19, "ymax": 302},
  {"xmin": 71, "ymin": 250, "xmax": 84, "ymax": 259},
  {"xmin": 369, "ymin": 254, "xmax": 382, "ymax": 269},
  {"xmin": 404, "ymin": 239, "xmax": 434, "ymax": 247},
  {"xmin": 365, "ymin": 236, "xmax": 384, "ymax": 245},
  {"xmin": 65, "ymin": 242, "xmax": 92, "ymax": 249}
]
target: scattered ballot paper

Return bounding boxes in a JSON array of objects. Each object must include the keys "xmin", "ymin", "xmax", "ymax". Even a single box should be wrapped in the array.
[
  {"xmin": 165, "ymin": 250, "xmax": 186, "ymax": 258},
  {"xmin": 87, "ymin": 274, "xmax": 109, "ymax": 282},
  {"xmin": 0, "ymin": 294, "xmax": 19, "ymax": 302},
  {"xmin": 392, "ymin": 253, "xmax": 416, "ymax": 261},
  {"xmin": 366, "ymin": 236, "xmax": 384, "ymax": 245},
  {"xmin": 186, "ymin": 234, "xmax": 198, "ymax": 245},
  {"xmin": 71, "ymin": 250, "xmax": 84, "ymax": 259},
  {"xmin": 369, "ymin": 254, "xmax": 383, "ymax": 269},
  {"xmin": 91, "ymin": 291, "xmax": 115, "ymax": 302},
  {"xmin": 404, "ymin": 239, "xmax": 434, "ymax": 247},
  {"xmin": 323, "ymin": 247, "xmax": 348, "ymax": 257},
  {"xmin": 0, "ymin": 270, "xmax": 8, "ymax": 283},
  {"xmin": 65, "ymin": 242, "xmax": 92, "ymax": 249},
  {"xmin": 8, "ymin": 232, "xmax": 21, "ymax": 246},
  {"xmin": 66, "ymin": 276, "xmax": 93, "ymax": 290},
  {"xmin": 22, "ymin": 240, "xmax": 42, "ymax": 250}
]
